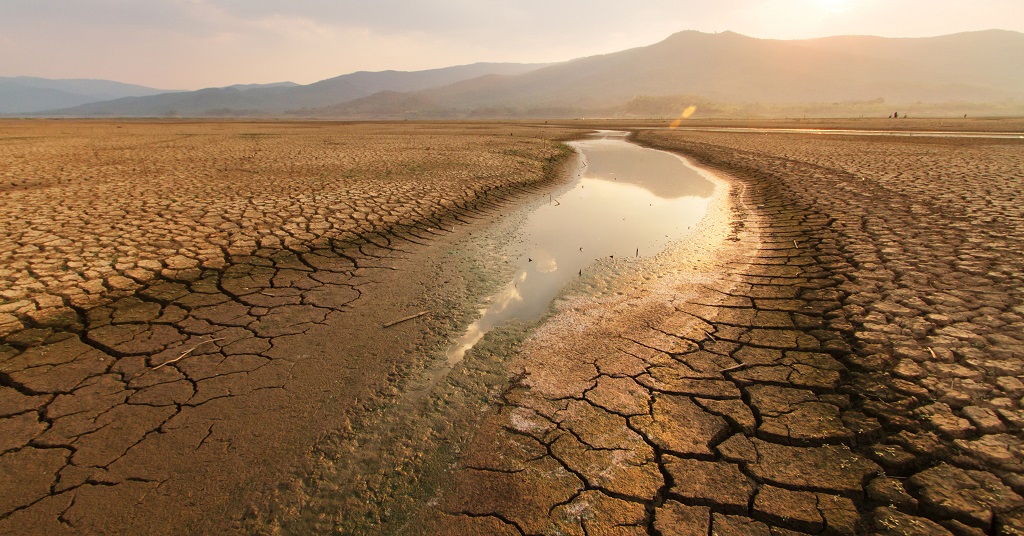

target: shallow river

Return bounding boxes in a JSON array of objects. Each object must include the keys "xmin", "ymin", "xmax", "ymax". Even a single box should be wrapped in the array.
[{"xmin": 447, "ymin": 131, "xmax": 716, "ymax": 361}]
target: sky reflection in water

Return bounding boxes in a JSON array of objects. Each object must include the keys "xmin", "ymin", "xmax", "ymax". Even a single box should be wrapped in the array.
[{"xmin": 447, "ymin": 132, "xmax": 715, "ymax": 362}]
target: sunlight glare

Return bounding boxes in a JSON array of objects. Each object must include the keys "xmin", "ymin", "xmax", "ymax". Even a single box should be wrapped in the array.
[{"xmin": 669, "ymin": 105, "xmax": 697, "ymax": 128}]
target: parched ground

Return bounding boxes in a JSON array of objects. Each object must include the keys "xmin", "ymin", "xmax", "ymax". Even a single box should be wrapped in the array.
[
  {"xmin": 411, "ymin": 123, "xmax": 1024, "ymax": 535},
  {"xmin": 4, "ymin": 119, "xmax": 1024, "ymax": 536},
  {"xmin": 0, "ymin": 120, "xmax": 584, "ymax": 534}
]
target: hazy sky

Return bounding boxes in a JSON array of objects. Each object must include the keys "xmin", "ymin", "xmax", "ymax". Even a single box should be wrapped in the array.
[{"xmin": 2, "ymin": 0, "xmax": 1022, "ymax": 89}]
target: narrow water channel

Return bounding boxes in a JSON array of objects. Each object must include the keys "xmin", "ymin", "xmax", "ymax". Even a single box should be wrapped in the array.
[{"xmin": 447, "ymin": 131, "xmax": 716, "ymax": 362}]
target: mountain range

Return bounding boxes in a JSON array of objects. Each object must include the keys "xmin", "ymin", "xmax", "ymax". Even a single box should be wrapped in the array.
[
  {"xmin": 10, "ymin": 63, "xmax": 549, "ymax": 117},
  {"xmin": 0, "ymin": 77, "xmax": 178, "ymax": 114},
  {"xmin": 7, "ymin": 29, "xmax": 1024, "ymax": 118}
]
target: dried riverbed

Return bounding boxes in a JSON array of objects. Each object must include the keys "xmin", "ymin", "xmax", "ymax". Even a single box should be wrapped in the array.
[
  {"xmin": 5, "ymin": 119, "xmax": 1023, "ymax": 535},
  {"xmin": 262, "ymin": 131, "xmax": 724, "ymax": 533}
]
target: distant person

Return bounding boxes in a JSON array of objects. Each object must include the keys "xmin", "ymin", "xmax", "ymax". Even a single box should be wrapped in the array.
[{"xmin": 894, "ymin": 111, "xmax": 898, "ymax": 118}]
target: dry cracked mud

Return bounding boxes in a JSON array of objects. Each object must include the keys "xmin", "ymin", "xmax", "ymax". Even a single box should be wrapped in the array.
[
  {"xmin": 396, "ymin": 121, "xmax": 1024, "ymax": 536},
  {"xmin": 4, "ymin": 119, "xmax": 1024, "ymax": 536},
  {"xmin": 0, "ymin": 120, "xmax": 585, "ymax": 534}
]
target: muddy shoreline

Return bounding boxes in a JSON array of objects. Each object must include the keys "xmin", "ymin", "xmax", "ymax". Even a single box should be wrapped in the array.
[{"xmin": 260, "ymin": 133, "xmax": 735, "ymax": 534}]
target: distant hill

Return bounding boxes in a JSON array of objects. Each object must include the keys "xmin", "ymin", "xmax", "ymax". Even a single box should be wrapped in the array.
[
  {"xmin": 225, "ymin": 82, "xmax": 300, "ymax": 91},
  {"xmin": 16, "ymin": 30, "xmax": 1024, "ymax": 118},
  {"xmin": 0, "ymin": 77, "xmax": 175, "ymax": 114},
  {"xmin": 32, "ymin": 63, "xmax": 552, "ymax": 117},
  {"xmin": 310, "ymin": 29, "xmax": 1024, "ymax": 118}
]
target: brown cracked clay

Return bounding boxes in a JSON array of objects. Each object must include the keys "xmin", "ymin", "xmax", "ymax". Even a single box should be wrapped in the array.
[{"xmin": 4, "ymin": 119, "xmax": 1024, "ymax": 535}]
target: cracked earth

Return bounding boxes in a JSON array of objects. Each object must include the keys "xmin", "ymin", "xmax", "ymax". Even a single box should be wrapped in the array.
[
  {"xmin": 4, "ymin": 119, "xmax": 1024, "ymax": 536},
  {"xmin": 0, "ymin": 120, "xmax": 583, "ymax": 534},
  {"xmin": 400, "ymin": 122, "xmax": 1024, "ymax": 536}
]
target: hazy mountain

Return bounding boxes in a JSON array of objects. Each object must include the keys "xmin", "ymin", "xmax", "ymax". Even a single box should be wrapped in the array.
[
  {"xmin": 311, "ymin": 29, "xmax": 1024, "ymax": 118},
  {"xmin": 225, "ymin": 82, "xmax": 300, "ymax": 91},
  {"xmin": 0, "ymin": 77, "xmax": 174, "ymax": 114},
  {"xmin": 33, "ymin": 63, "xmax": 552, "ymax": 117},
  {"xmin": 19, "ymin": 30, "xmax": 1023, "ymax": 118}
]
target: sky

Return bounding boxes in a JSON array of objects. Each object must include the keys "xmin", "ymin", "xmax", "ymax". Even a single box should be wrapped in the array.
[{"xmin": 2, "ymin": 0, "xmax": 1023, "ymax": 90}]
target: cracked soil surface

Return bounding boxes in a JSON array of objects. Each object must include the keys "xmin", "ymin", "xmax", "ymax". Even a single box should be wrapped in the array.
[
  {"xmin": 0, "ymin": 120, "xmax": 584, "ymax": 534},
  {"xmin": 401, "ymin": 120, "xmax": 1024, "ymax": 536},
  {"xmin": 3, "ymin": 118, "xmax": 1024, "ymax": 535}
]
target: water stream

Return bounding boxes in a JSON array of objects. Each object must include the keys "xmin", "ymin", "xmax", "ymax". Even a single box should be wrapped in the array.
[{"xmin": 447, "ymin": 131, "xmax": 716, "ymax": 362}]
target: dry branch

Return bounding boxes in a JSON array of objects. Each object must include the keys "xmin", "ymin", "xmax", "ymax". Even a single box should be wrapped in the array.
[
  {"xmin": 382, "ymin": 311, "xmax": 428, "ymax": 328},
  {"xmin": 152, "ymin": 338, "xmax": 225, "ymax": 370}
]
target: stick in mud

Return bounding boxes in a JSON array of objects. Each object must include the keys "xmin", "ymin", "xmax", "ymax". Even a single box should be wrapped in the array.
[
  {"xmin": 152, "ymin": 338, "xmax": 225, "ymax": 369},
  {"xmin": 720, "ymin": 363, "xmax": 748, "ymax": 373},
  {"xmin": 382, "ymin": 311, "xmax": 429, "ymax": 328}
]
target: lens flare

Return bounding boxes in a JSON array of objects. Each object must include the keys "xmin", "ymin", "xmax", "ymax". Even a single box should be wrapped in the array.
[{"xmin": 669, "ymin": 105, "xmax": 697, "ymax": 128}]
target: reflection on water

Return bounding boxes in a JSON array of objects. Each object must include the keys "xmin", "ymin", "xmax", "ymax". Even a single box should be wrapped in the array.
[
  {"xmin": 580, "ymin": 135, "xmax": 715, "ymax": 199},
  {"xmin": 447, "ymin": 131, "xmax": 715, "ymax": 363}
]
